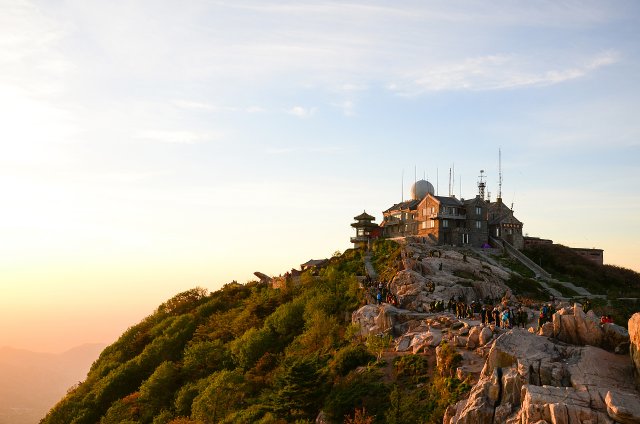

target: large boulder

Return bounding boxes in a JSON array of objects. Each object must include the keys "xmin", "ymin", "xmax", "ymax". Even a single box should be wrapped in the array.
[
  {"xmin": 629, "ymin": 313, "xmax": 640, "ymax": 383},
  {"xmin": 478, "ymin": 326, "xmax": 493, "ymax": 346},
  {"xmin": 351, "ymin": 304, "xmax": 429, "ymax": 337},
  {"xmin": 520, "ymin": 384, "xmax": 611, "ymax": 424},
  {"xmin": 448, "ymin": 329, "xmax": 640, "ymax": 424},
  {"xmin": 602, "ymin": 323, "xmax": 630, "ymax": 351},
  {"xmin": 605, "ymin": 390, "xmax": 640, "ymax": 424},
  {"xmin": 390, "ymin": 269, "xmax": 428, "ymax": 310},
  {"xmin": 552, "ymin": 304, "xmax": 629, "ymax": 352},
  {"xmin": 410, "ymin": 328, "xmax": 443, "ymax": 353},
  {"xmin": 467, "ymin": 326, "xmax": 481, "ymax": 349}
]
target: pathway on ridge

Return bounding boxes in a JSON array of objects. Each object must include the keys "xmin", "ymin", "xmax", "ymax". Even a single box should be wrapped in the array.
[{"xmin": 364, "ymin": 252, "xmax": 378, "ymax": 280}]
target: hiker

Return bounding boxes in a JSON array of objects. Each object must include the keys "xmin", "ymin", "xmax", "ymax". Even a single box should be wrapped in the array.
[
  {"xmin": 376, "ymin": 291, "xmax": 382, "ymax": 305},
  {"xmin": 492, "ymin": 307, "xmax": 500, "ymax": 326},
  {"xmin": 480, "ymin": 306, "xmax": 486, "ymax": 325},
  {"xmin": 518, "ymin": 307, "xmax": 527, "ymax": 328},
  {"xmin": 501, "ymin": 309, "xmax": 510, "ymax": 328},
  {"xmin": 583, "ymin": 299, "xmax": 591, "ymax": 313}
]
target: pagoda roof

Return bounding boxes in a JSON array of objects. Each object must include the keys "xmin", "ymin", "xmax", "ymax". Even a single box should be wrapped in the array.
[{"xmin": 353, "ymin": 211, "xmax": 375, "ymax": 221}]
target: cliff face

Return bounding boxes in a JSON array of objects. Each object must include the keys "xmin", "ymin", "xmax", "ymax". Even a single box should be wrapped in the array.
[
  {"xmin": 353, "ymin": 240, "xmax": 640, "ymax": 424},
  {"xmin": 445, "ymin": 329, "xmax": 639, "ymax": 424},
  {"xmin": 630, "ymin": 313, "xmax": 640, "ymax": 384}
]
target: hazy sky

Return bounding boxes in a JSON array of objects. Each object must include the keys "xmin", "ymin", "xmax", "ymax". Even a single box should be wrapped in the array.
[{"xmin": 1, "ymin": 0, "xmax": 639, "ymax": 352}]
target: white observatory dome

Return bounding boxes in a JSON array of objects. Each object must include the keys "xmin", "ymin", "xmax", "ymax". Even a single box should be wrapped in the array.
[{"xmin": 411, "ymin": 179, "xmax": 435, "ymax": 200}]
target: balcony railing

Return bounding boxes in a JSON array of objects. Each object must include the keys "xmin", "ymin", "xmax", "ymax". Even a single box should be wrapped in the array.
[{"xmin": 351, "ymin": 236, "xmax": 369, "ymax": 243}]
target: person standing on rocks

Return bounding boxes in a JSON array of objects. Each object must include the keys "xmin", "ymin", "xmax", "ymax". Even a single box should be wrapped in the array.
[
  {"xmin": 492, "ymin": 307, "xmax": 500, "ymax": 327},
  {"xmin": 518, "ymin": 307, "xmax": 527, "ymax": 328}
]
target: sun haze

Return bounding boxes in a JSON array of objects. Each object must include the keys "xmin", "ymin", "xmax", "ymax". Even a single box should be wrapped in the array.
[{"xmin": 1, "ymin": 0, "xmax": 639, "ymax": 352}]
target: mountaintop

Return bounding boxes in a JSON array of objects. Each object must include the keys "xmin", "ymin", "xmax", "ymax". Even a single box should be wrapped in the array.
[{"xmin": 40, "ymin": 239, "xmax": 640, "ymax": 423}]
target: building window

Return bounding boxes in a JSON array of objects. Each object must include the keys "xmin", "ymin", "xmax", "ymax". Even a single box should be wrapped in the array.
[
  {"xmin": 421, "ymin": 221, "xmax": 427, "ymax": 229},
  {"xmin": 475, "ymin": 220, "xmax": 482, "ymax": 229},
  {"xmin": 430, "ymin": 207, "xmax": 435, "ymax": 214},
  {"xmin": 462, "ymin": 234, "xmax": 469, "ymax": 244},
  {"xmin": 475, "ymin": 206, "xmax": 482, "ymax": 216},
  {"xmin": 442, "ymin": 219, "xmax": 449, "ymax": 228}
]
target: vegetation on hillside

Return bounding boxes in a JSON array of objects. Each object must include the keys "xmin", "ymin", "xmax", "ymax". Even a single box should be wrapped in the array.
[
  {"xmin": 41, "ymin": 247, "xmax": 466, "ymax": 424},
  {"xmin": 371, "ymin": 239, "xmax": 402, "ymax": 282},
  {"xmin": 523, "ymin": 244, "xmax": 640, "ymax": 324}
]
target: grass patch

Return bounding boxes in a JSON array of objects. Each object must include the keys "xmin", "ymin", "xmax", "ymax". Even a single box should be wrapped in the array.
[
  {"xmin": 504, "ymin": 274, "xmax": 548, "ymax": 302},
  {"xmin": 371, "ymin": 239, "xmax": 402, "ymax": 282},
  {"xmin": 548, "ymin": 282, "xmax": 580, "ymax": 298},
  {"xmin": 523, "ymin": 244, "xmax": 640, "ymax": 299},
  {"xmin": 494, "ymin": 254, "xmax": 536, "ymax": 278}
]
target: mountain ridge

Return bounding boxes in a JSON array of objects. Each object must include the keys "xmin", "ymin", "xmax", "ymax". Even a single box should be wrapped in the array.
[{"xmin": 39, "ymin": 240, "xmax": 640, "ymax": 423}]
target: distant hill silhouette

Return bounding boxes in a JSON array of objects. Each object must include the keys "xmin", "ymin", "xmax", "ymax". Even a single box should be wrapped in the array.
[{"xmin": 0, "ymin": 343, "xmax": 105, "ymax": 424}]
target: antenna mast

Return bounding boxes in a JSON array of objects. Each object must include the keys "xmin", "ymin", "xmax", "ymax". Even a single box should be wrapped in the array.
[
  {"xmin": 452, "ymin": 164, "xmax": 455, "ymax": 197},
  {"xmin": 498, "ymin": 148, "xmax": 503, "ymax": 201},
  {"xmin": 478, "ymin": 170, "xmax": 486, "ymax": 200}
]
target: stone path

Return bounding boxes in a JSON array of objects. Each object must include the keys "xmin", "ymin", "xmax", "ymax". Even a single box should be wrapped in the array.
[{"xmin": 363, "ymin": 252, "xmax": 378, "ymax": 280}]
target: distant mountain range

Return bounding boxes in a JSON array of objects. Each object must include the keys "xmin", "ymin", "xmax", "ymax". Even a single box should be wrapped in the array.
[{"xmin": 0, "ymin": 343, "xmax": 105, "ymax": 424}]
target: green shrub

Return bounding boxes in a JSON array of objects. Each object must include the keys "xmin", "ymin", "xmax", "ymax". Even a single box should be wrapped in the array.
[{"xmin": 332, "ymin": 344, "xmax": 374, "ymax": 376}]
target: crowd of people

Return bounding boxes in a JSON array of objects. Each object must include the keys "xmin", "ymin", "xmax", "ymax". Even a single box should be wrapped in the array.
[
  {"xmin": 363, "ymin": 277, "xmax": 618, "ymax": 331},
  {"xmin": 364, "ymin": 277, "xmax": 398, "ymax": 307}
]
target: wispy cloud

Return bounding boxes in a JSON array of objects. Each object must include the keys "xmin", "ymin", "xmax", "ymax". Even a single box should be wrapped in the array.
[
  {"xmin": 174, "ymin": 100, "xmax": 265, "ymax": 114},
  {"xmin": 288, "ymin": 106, "xmax": 316, "ymax": 118},
  {"xmin": 135, "ymin": 130, "xmax": 222, "ymax": 144},
  {"xmin": 334, "ymin": 100, "xmax": 355, "ymax": 117},
  {"xmin": 389, "ymin": 51, "xmax": 620, "ymax": 94},
  {"xmin": 266, "ymin": 145, "xmax": 346, "ymax": 155}
]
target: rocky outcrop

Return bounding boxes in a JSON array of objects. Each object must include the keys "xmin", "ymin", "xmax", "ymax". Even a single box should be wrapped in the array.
[
  {"xmin": 388, "ymin": 242, "xmax": 511, "ymax": 312},
  {"xmin": 446, "ymin": 329, "xmax": 640, "ymax": 424},
  {"xmin": 552, "ymin": 303, "xmax": 630, "ymax": 352},
  {"xmin": 605, "ymin": 390, "xmax": 640, "ymax": 424},
  {"xmin": 630, "ymin": 313, "xmax": 640, "ymax": 384},
  {"xmin": 351, "ymin": 304, "xmax": 429, "ymax": 337},
  {"xmin": 253, "ymin": 271, "xmax": 272, "ymax": 284}
]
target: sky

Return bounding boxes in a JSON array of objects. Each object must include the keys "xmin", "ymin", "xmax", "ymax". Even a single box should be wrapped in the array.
[{"xmin": 1, "ymin": 0, "xmax": 639, "ymax": 352}]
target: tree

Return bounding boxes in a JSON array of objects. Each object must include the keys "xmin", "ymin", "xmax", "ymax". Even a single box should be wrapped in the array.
[
  {"xmin": 269, "ymin": 355, "xmax": 325, "ymax": 421},
  {"xmin": 138, "ymin": 361, "xmax": 181, "ymax": 420},
  {"xmin": 365, "ymin": 333, "xmax": 392, "ymax": 361},
  {"xmin": 229, "ymin": 327, "xmax": 276, "ymax": 369},
  {"xmin": 192, "ymin": 370, "xmax": 246, "ymax": 423}
]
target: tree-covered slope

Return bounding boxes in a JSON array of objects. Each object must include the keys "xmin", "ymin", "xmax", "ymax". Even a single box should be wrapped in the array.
[{"xmin": 42, "ymin": 243, "xmax": 468, "ymax": 424}]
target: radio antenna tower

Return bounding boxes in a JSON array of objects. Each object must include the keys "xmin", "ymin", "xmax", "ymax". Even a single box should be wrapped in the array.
[
  {"xmin": 478, "ymin": 170, "xmax": 486, "ymax": 200},
  {"xmin": 498, "ymin": 148, "xmax": 503, "ymax": 201}
]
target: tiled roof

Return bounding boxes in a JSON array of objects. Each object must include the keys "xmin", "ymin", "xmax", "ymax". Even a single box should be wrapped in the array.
[
  {"xmin": 353, "ymin": 211, "xmax": 375, "ymax": 221},
  {"xmin": 383, "ymin": 199, "xmax": 420, "ymax": 213},
  {"xmin": 434, "ymin": 195, "xmax": 463, "ymax": 206}
]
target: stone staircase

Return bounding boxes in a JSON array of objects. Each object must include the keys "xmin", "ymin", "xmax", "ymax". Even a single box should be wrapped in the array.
[{"xmin": 489, "ymin": 237, "xmax": 607, "ymax": 300}]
